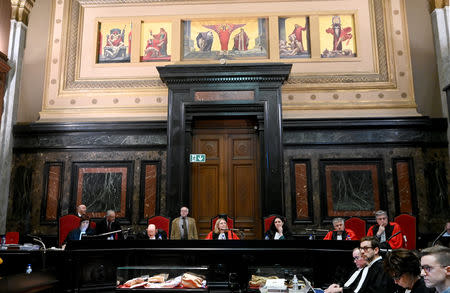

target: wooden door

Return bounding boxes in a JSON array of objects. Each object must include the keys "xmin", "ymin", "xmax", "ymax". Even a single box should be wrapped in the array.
[{"xmin": 191, "ymin": 119, "xmax": 261, "ymax": 239}]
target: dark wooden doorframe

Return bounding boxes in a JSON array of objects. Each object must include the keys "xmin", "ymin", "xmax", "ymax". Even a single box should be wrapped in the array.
[{"xmin": 157, "ymin": 63, "xmax": 292, "ymax": 219}]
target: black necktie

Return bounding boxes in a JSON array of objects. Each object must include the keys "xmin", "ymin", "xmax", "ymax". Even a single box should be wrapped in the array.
[{"xmin": 182, "ymin": 217, "xmax": 188, "ymax": 240}]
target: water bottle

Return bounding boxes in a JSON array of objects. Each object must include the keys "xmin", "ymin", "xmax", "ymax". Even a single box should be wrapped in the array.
[
  {"xmin": 1, "ymin": 236, "xmax": 5, "ymax": 247},
  {"xmin": 25, "ymin": 264, "xmax": 32, "ymax": 274},
  {"xmin": 309, "ymin": 234, "xmax": 314, "ymax": 240},
  {"xmin": 292, "ymin": 274, "xmax": 299, "ymax": 290}
]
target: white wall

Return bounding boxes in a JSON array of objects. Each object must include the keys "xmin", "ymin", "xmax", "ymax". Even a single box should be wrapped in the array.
[
  {"xmin": 15, "ymin": 0, "xmax": 445, "ymax": 122},
  {"xmin": 17, "ymin": 0, "xmax": 51, "ymax": 122}
]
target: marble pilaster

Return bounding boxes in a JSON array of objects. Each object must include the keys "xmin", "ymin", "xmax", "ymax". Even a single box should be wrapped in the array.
[{"xmin": 0, "ymin": 19, "xmax": 27, "ymax": 234}]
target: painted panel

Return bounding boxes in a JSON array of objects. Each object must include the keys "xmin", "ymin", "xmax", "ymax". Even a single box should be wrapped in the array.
[
  {"xmin": 279, "ymin": 16, "xmax": 311, "ymax": 59},
  {"xmin": 140, "ymin": 22, "xmax": 171, "ymax": 62},
  {"xmin": 319, "ymin": 15, "xmax": 356, "ymax": 58},
  {"xmin": 97, "ymin": 20, "xmax": 131, "ymax": 63}
]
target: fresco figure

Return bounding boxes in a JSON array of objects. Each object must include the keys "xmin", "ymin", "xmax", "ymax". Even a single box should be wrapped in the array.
[
  {"xmin": 289, "ymin": 24, "xmax": 306, "ymax": 52},
  {"xmin": 203, "ymin": 23, "xmax": 246, "ymax": 51},
  {"xmin": 325, "ymin": 16, "xmax": 352, "ymax": 51},
  {"xmin": 196, "ymin": 31, "xmax": 214, "ymax": 51},
  {"xmin": 233, "ymin": 28, "xmax": 249, "ymax": 51},
  {"xmin": 143, "ymin": 28, "xmax": 168, "ymax": 59},
  {"xmin": 104, "ymin": 28, "xmax": 127, "ymax": 59}
]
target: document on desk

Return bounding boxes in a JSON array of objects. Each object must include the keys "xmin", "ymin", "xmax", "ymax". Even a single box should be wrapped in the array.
[{"xmin": 265, "ymin": 278, "xmax": 286, "ymax": 290}]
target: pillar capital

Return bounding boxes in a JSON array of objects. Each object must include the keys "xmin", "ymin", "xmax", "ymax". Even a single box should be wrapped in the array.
[
  {"xmin": 429, "ymin": 0, "xmax": 449, "ymax": 12},
  {"xmin": 10, "ymin": 0, "xmax": 35, "ymax": 26}
]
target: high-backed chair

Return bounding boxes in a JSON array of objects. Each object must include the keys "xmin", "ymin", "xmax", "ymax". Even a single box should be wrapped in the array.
[
  {"xmin": 263, "ymin": 215, "xmax": 277, "ymax": 234},
  {"xmin": 90, "ymin": 221, "xmax": 96, "ymax": 230},
  {"xmin": 148, "ymin": 216, "xmax": 170, "ymax": 238},
  {"xmin": 59, "ymin": 215, "xmax": 81, "ymax": 247},
  {"xmin": 394, "ymin": 214, "xmax": 416, "ymax": 249},
  {"xmin": 211, "ymin": 214, "xmax": 234, "ymax": 231},
  {"xmin": 345, "ymin": 217, "xmax": 366, "ymax": 240},
  {"xmin": 5, "ymin": 232, "xmax": 19, "ymax": 244}
]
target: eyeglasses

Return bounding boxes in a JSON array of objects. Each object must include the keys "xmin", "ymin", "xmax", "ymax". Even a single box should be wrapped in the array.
[
  {"xmin": 359, "ymin": 246, "xmax": 373, "ymax": 252},
  {"xmin": 420, "ymin": 265, "xmax": 445, "ymax": 273},
  {"xmin": 353, "ymin": 256, "xmax": 361, "ymax": 261}
]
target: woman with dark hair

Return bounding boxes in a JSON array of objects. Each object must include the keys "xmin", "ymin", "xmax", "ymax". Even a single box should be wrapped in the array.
[
  {"xmin": 64, "ymin": 214, "xmax": 95, "ymax": 243},
  {"xmin": 383, "ymin": 248, "xmax": 434, "ymax": 293},
  {"xmin": 264, "ymin": 216, "xmax": 293, "ymax": 240}
]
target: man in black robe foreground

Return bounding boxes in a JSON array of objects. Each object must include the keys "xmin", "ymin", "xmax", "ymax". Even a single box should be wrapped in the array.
[
  {"xmin": 324, "ymin": 247, "xmax": 368, "ymax": 293},
  {"xmin": 355, "ymin": 236, "xmax": 397, "ymax": 293}
]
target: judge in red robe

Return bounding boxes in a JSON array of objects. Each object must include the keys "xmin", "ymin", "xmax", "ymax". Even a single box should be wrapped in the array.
[
  {"xmin": 323, "ymin": 217, "xmax": 357, "ymax": 240},
  {"xmin": 205, "ymin": 218, "xmax": 239, "ymax": 240},
  {"xmin": 366, "ymin": 210, "xmax": 403, "ymax": 249}
]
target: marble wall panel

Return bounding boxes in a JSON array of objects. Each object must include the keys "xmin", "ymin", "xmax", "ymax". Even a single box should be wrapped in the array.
[
  {"xmin": 290, "ymin": 160, "xmax": 313, "ymax": 223},
  {"xmin": 41, "ymin": 163, "xmax": 63, "ymax": 224}
]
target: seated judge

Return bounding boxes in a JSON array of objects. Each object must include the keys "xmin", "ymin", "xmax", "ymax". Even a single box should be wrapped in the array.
[
  {"xmin": 264, "ymin": 216, "xmax": 293, "ymax": 240},
  {"xmin": 384, "ymin": 249, "xmax": 434, "ymax": 293},
  {"xmin": 325, "ymin": 247, "xmax": 368, "ymax": 293},
  {"xmin": 324, "ymin": 217, "xmax": 357, "ymax": 241},
  {"xmin": 205, "ymin": 217, "xmax": 239, "ymax": 240},
  {"xmin": 96, "ymin": 209, "xmax": 124, "ymax": 240},
  {"xmin": 64, "ymin": 214, "xmax": 95, "ymax": 244},
  {"xmin": 141, "ymin": 224, "xmax": 167, "ymax": 240},
  {"xmin": 170, "ymin": 206, "xmax": 198, "ymax": 240},
  {"xmin": 367, "ymin": 210, "xmax": 403, "ymax": 249},
  {"xmin": 75, "ymin": 204, "xmax": 87, "ymax": 217}
]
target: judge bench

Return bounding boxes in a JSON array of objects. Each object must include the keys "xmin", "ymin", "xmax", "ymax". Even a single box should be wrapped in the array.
[{"xmin": 1, "ymin": 240, "xmax": 357, "ymax": 292}]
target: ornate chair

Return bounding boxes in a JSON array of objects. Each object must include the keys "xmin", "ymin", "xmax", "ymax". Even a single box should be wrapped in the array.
[
  {"xmin": 394, "ymin": 214, "xmax": 416, "ymax": 249},
  {"xmin": 148, "ymin": 216, "xmax": 171, "ymax": 238},
  {"xmin": 263, "ymin": 215, "xmax": 277, "ymax": 233},
  {"xmin": 211, "ymin": 214, "xmax": 234, "ymax": 231},
  {"xmin": 344, "ymin": 217, "xmax": 366, "ymax": 240},
  {"xmin": 5, "ymin": 232, "xmax": 19, "ymax": 244},
  {"xmin": 58, "ymin": 215, "xmax": 81, "ymax": 247}
]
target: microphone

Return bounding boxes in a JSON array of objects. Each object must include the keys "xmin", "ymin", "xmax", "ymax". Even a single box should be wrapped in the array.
[
  {"xmin": 387, "ymin": 231, "xmax": 402, "ymax": 241},
  {"xmin": 432, "ymin": 230, "xmax": 446, "ymax": 246}
]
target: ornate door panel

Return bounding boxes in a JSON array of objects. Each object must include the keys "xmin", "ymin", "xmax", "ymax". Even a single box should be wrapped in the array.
[{"xmin": 192, "ymin": 119, "xmax": 260, "ymax": 239}]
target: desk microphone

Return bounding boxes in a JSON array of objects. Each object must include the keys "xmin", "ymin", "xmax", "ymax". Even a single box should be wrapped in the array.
[
  {"xmin": 432, "ymin": 230, "xmax": 446, "ymax": 246},
  {"xmin": 387, "ymin": 231, "xmax": 402, "ymax": 241}
]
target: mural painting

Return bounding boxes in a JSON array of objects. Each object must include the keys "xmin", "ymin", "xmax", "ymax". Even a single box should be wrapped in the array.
[
  {"xmin": 97, "ymin": 21, "xmax": 131, "ymax": 63},
  {"xmin": 140, "ymin": 22, "xmax": 172, "ymax": 62},
  {"xmin": 183, "ymin": 18, "xmax": 268, "ymax": 60},
  {"xmin": 278, "ymin": 16, "xmax": 310, "ymax": 59},
  {"xmin": 319, "ymin": 15, "xmax": 356, "ymax": 58}
]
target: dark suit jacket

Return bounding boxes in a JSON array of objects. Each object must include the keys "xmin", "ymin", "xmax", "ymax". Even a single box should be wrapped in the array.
[
  {"xmin": 95, "ymin": 219, "xmax": 124, "ymax": 240},
  {"xmin": 64, "ymin": 227, "xmax": 95, "ymax": 244},
  {"xmin": 137, "ymin": 230, "xmax": 167, "ymax": 240}
]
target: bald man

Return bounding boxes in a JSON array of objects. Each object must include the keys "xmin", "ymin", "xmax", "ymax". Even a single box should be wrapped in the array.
[
  {"xmin": 76, "ymin": 204, "xmax": 86, "ymax": 217},
  {"xmin": 144, "ymin": 224, "xmax": 167, "ymax": 240}
]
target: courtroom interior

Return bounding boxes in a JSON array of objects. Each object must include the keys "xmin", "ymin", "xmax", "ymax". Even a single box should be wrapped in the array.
[{"xmin": 0, "ymin": 0, "xmax": 449, "ymax": 292}]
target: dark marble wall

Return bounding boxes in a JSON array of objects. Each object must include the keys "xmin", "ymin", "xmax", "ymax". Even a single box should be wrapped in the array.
[
  {"xmin": 283, "ymin": 117, "xmax": 450, "ymax": 242},
  {"xmin": 7, "ymin": 118, "xmax": 449, "ymax": 245},
  {"xmin": 8, "ymin": 122, "xmax": 167, "ymax": 237}
]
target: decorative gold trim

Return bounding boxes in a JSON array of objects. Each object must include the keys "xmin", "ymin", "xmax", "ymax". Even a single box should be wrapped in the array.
[
  {"xmin": 10, "ymin": 0, "xmax": 35, "ymax": 26},
  {"xmin": 429, "ymin": 0, "xmax": 449, "ymax": 11}
]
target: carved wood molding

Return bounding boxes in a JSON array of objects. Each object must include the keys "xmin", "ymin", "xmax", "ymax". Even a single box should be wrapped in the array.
[
  {"xmin": 429, "ymin": 0, "xmax": 449, "ymax": 11},
  {"xmin": 10, "ymin": 0, "xmax": 35, "ymax": 25}
]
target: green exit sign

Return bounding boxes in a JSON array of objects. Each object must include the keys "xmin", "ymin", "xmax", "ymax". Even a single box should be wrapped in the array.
[{"xmin": 190, "ymin": 154, "xmax": 206, "ymax": 163}]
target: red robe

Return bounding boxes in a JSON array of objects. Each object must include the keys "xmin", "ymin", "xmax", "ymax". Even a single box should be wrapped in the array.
[
  {"xmin": 203, "ymin": 24, "xmax": 245, "ymax": 51},
  {"xmin": 323, "ymin": 229, "xmax": 357, "ymax": 240},
  {"xmin": 367, "ymin": 222, "xmax": 403, "ymax": 249},
  {"xmin": 205, "ymin": 231, "xmax": 239, "ymax": 240}
]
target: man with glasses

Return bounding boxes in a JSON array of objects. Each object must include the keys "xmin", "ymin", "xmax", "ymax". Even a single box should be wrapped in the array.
[
  {"xmin": 323, "ymin": 218, "xmax": 357, "ymax": 241},
  {"xmin": 367, "ymin": 210, "xmax": 403, "ymax": 249},
  {"xmin": 324, "ymin": 247, "xmax": 368, "ymax": 293},
  {"xmin": 352, "ymin": 236, "xmax": 396, "ymax": 293},
  {"xmin": 420, "ymin": 245, "xmax": 450, "ymax": 293}
]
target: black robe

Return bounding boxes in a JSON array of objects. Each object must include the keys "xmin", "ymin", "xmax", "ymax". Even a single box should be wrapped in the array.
[
  {"xmin": 95, "ymin": 219, "xmax": 124, "ymax": 240},
  {"xmin": 357, "ymin": 257, "xmax": 396, "ymax": 293}
]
